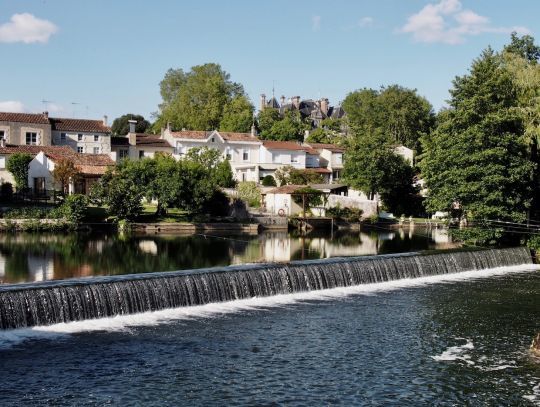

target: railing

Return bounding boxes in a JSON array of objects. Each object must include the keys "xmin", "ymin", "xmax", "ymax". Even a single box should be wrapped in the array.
[{"xmin": 10, "ymin": 188, "xmax": 63, "ymax": 204}]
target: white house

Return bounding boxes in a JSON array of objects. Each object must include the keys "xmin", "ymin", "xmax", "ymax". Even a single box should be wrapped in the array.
[
  {"xmin": 305, "ymin": 143, "xmax": 345, "ymax": 182},
  {"xmin": 111, "ymin": 133, "xmax": 173, "ymax": 161},
  {"xmin": 162, "ymin": 128, "xmax": 261, "ymax": 182},
  {"xmin": 258, "ymin": 141, "xmax": 311, "ymax": 181}
]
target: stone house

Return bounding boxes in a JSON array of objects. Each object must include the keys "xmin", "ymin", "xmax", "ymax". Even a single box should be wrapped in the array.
[
  {"xmin": 50, "ymin": 117, "xmax": 111, "ymax": 155},
  {"xmin": 0, "ymin": 112, "xmax": 52, "ymax": 146}
]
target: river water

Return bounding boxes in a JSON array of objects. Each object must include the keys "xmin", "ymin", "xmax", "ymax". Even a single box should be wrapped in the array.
[
  {"xmin": 0, "ymin": 227, "xmax": 455, "ymax": 284},
  {"xmin": 0, "ymin": 267, "xmax": 539, "ymax": 405}
]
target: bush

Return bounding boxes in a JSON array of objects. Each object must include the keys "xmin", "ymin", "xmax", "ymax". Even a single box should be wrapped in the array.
[
  {"xmin": 327, "ymin": 205, "xmax": 364, "ymax": 222},
  {"xmin": 6, "ymin": 153, "xmax": 33, "ymax": 190},
  {"xmin": 261, "ymin": 175, "xmax": 277, "ymax": 187},
  {"xmin": 237, "ymin": 181, "xmax": 261, "ymax": 207},
  {"xmin": 202, "ymin": 189, "xmax": 231, "ymax": 217},
  {"xmin": 58, "ymin": 194, "xmax": 88, "ymax": 223}
]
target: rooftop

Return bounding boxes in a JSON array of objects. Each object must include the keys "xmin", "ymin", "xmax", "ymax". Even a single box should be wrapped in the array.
[
  {"xmin": 0, "ymin": 112, "xmax": 50, "ymax": 125},
  {"xmin": 50, "ymin": 117, "xmax": 110, "ymax": 133},
  {"xmin": 262, "ymin": 140, "xmax": 309, "ymax": 151}
]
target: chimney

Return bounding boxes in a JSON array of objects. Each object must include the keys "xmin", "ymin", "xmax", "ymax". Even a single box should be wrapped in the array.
[
  {"xmin": 103, "ymin": 115, "xmax": 108, "ymax": 126},
  {"xmin": 128, "ymin": 119, "xmax": 137, "ymax": 134},
  {"xmin": 304, "ymin": 130, "xmax": 310, "ymax": 141},
  {"xmin": 251, "ymin": 122, "xmax": 257, "ymax": 137},
  {"xmin": 43, "ymin": 111, "xmax": 49, "ymax": 119},
  {"xmin": 292, "ymin": 96, "xmax": 300, "ymax": 109},
  {"xmin": 260, "ymin": 94, "xmax": 266, "ymax": 111},
  {"xmin": 128, "ymin": 133, "xmax": 136, "ymax": 146},
  {"xmin": 280, "ymin": 95, "xmax": 286, "ymax": 105},
  {"xmin": 166, "ymin": 121, "xmax": 171, "ymax": 131},
  {"xmin": 320, "ymin": 98, "xmax": 329, "ymax": 116}
]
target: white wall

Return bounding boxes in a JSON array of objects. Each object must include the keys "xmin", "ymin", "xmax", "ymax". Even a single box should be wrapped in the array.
[
  {"xmin": 52, "ymin": 131, "xmax": 111, "ymax": 154},
  {"xmin": 27, "ymin": 151, "xmax": 56, "ymax": 190}
]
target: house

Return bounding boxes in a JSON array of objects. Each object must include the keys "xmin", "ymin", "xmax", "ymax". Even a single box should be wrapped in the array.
[
  {"xmin": 0, "ymin": 144, "xmax": 75, "ymax": 187},
  {"xmin": 162, "ymin": 127, "xmax": 261, "ymax": 182},
  {"xmin": 111, "ymin": 133, "xmax": 173, "ymax": 162},
  {"xmin": 305, "ymin": 143, "xmax": 345, "ymax": 182},
  {"xmin": 28, "ymin": 149, "xmax": 114, "ymax": 194},
  {"xmin": 50, "ymin": 117, "xmax": 111, "ymax": 155},
  {"xmin": 258, "ymin": 140, "xmax": 309, "ymax": 181},
  {"xmin": 259, "ymin": 94, "xmax": 346, "ymax": 129},
  {"xmin": 0, "ymin": 111, "xmax": 112, "ymax": 155},
  {"xmin": 0, "ymin": 112, "xmax": 52, "ymax": 146}
]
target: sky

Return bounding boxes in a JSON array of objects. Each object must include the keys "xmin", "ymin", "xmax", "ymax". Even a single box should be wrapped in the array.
[{"xmin": 0, "ymin": 0, "xmax": 537, "ymax": 123}]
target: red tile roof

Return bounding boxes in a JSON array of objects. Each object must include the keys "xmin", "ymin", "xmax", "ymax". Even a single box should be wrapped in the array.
[
  {"xmin": 218, "ymin": 132, "xmax": 260, "ymax": 142},
  {"xmin": 265, "ymin": 185, "xmax": 305, "ymax": 194},
  {"xmin": 262, "ymin": 141, "xmax": 309, "ymax": 151},
  {"xmin": 0, "ymin": 144, "xmax": 113, "ymax": 175},
  {"xmin": 50, "ymin": 117, "xmax": 111, "ymax": 133},
  {"xmin": 305, "ymin": 142, "xmax": 345, "ymax": 153},
  {"xmin": 0, "ymin": 112, "xmax": 50, "ymax": 125}
]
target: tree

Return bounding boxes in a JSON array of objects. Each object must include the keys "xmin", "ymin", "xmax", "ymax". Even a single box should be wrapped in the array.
[
  {"xmin": 343, "ymin": 86, "xmax": 434, "ymax": 151},
  {"xmin": 504, "ymin": 31, "xmax": 540, "ymax": 62},
  {"xmin": 52, "ymin": 159, "xmax": 81, "ymax": 194},
  {"xmin": 237, "ymin": 181, "xmax": 261, "ymax": 207},
  {"xmin": 259, "ymin": 110, "xmax": 306, "ymax": 141},
  {"xmin": 419, "ymin": 48, "xmax": 534, "ymax": 233},
  {"xmin": 256, "ymin": 108, "xmax": 281, "ymax": 137},
  {"xmin": 185, "ymin": 146, "xmax": 235, "ymax": 187},
  {"xmin": 344, "ymin": 130, "xmax": 416, "ymax": 213},
  {"xmin": 111, "ymin": 114, "xmax": 151, "ymax": 135},
  {"xmin": 261, "ymin": 175, "xmax": 277, "ymax": 187},
  {"xmin": 220, "ymin": 95, "xmax": 254, "ymax": 133},
  {"xmin": 6, "ymin": 153, "xmax": 33, "ymax": 190},
  {"xmin": 154, "ymin": 63, "xmax": 251, "ymax": 132},
  {"xmin": 305, "ymin": 118, "xmax": 344, "ymax": 144}
]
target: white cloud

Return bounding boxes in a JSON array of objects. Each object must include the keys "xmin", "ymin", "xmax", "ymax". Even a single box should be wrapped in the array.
[
  {"xmin": 312, "ymin": 15, "xmax": 321, "ymax": 31},
  {"xmin": 401, "ymin": 0, "xmax": 530, "ymax": 45},
  {"xmin": 0, "ymin": 101, "xmax": 26, "ymax": 112},
  {"xmin": 0, "ymin": 13, "xmax": 58, "ymax": 44},
  {"xmin": 359, "ymin": 17, "xmax": 374, "ymax": 28}
]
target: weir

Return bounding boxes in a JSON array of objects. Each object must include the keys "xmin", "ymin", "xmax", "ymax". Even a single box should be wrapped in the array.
[{"xmin": 0, "ymin": 247, "xmax": 533, "ymax": 330}]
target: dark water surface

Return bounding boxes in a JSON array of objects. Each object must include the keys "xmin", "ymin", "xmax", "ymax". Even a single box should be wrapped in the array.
[
  {"xmin": 0, "ymin": 227, "xmax": 455, "ymax": 284},
  {"xmin": 1, "ymin": 270, "xmax": 539, "ymax": 405}
]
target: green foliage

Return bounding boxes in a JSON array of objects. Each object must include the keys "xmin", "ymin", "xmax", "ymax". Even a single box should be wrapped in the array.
[
  {"xmin": 305, "ymin": 119, "xmax": 344, "ymax": 144},
  {"xmin": 419, "ymin": 47, "xmax": 534, "ymax": 225},
  {"xmin": 201, "ymin": 189, "xmax": 231, "ymax": 216},
  {"xmin": 343, "ymin": 85, "xmax": 434, "ymax": 151},
  {"xmin": 220, "ymin": 95, "xmax": 254, "ymax": 132},
  {"xmin": 185, "ymin": 146, "xmax": 235, "ymax": 188},
  {"xmin": 214, "ymin": 159, "xmax": 236, "ymax": 188},
  {"xmin": 326, "ymin": 205, "xmax": 364, "ymax": 222},
  {"xmin": 237, "ymin": 181, "xmax": 261, "ymax": 207},
  {"xmin": 343, "ymin": 130, "xmax": 418, "ymax": 214},
  {"xmin": 526, "ymin": 234, "xmax": 540, "ymax": 251},
  {"xmin": 504, "ymin": 31, "xmax": 540, "ymax": 62},
  {"xmin": 154, "ymin": 63, "xmax": 252, "ymax": 132},
  {"xmin": 6, "ymin": 153, "xmax": 33, "ymax": 190},
  {"xmin": 59, "ymin": 194, "xmax": 88, "ymax": 223},
  {"xmin": 261, "ymin": 175, "xmax": 277, "ymax": 187},
  {"xmin": 274, "ymin": 165, "xmax": 324, "ymax": 186},
  {"xmin": 52, "ymin": 159, "xmax": 81, "ymax": 194},
  {"xmin": 449, "ymin": 225, "xmax": 504, "ymax": 246},
  {"xmin": 111, "ymin": 114, "xmax": 151, "ymax": 135},
  {"xmin": 258, "ymin": 110, "xmax": 307, "ymax": 141},
  {"xmin": 291, "ymin": 187, "xmax": 323, "ymax": 210}
]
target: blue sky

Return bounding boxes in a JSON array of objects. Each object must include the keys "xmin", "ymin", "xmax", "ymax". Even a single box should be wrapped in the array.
[{"xmin": 0, "ymin": 0, "xmax": 537, "ymax": 123}]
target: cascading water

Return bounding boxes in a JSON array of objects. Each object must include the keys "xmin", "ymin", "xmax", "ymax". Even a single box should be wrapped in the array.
[{"xmin": 0, "ymin": 247, "xmax": 533, "ymax": 330}]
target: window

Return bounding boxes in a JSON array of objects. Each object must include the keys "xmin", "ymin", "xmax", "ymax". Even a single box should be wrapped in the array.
[
  {"xmin": 25, "ymin": 132, "xmax": 37, "ymax": 145},
  {"xmin": 225, "ymin": 149, "xmax": 232, "ymax": 160},
  {"xmin": 175, "ymin": 144, "xmax": 184, "ymax": 155},
  {"xmin": 60, "ymin": 133, "xmax": 66, "ymax": 141},
  {"xmin": 0, "ymin": 156, "xmax": 5, "ymax": 169},
  {"xmin": 139, "ymin": 150, "xmax": 145, "ymax": 159},
  {"xmin": 94, "ymin": 135, "xmax": 99, "ymax": 142},
  {"xmin": 0, "ymin": 130, "xmax": 5, "ymax": 140},
  {"xmin": 272, "ymin": 153, "xmax": 281, "ymax": 164},
  {"xmin": 211, "ymin": 137, "xmax": 215, "ymax": 142},
  {"xmin": 335, "ymin": 153, "xmax": 343, "ymax": 165},
  {"xmin": 77, "ymin": 146, "xmax": 83, "ymax": 153},
  {"xmin": 242, "ymin": 149, "xmax": 249, "ymax": 161},
  {"xmin": 33, "ymin": 177, "xmax": 46, "ymax": 194},
  {"xmin": 291, "ymin": 155, "xmax": 299, "ymax": 163},
  {"xmin": 93, "ymin": 147, "xmax": 100, "ymax": 154},
  {"xmin": 78, "ymin": 134, "xmax": 83, "ymax": 141},
  {"xmin": 119, "ymin": 149, "xmax": 129, "ymax": 159}
]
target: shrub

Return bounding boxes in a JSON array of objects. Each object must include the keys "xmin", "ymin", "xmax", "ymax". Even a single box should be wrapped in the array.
[
  {"xmin": 327, "ymin": 205, "xmax": 364, "ymax": 222},
  {"xmin": 59, "ymin": 194, "xmax": 88, "ymax": 223},
  {"xmin": 237, "ymin": 181, "xmax": 261, "ymax": 207},
  {"xmin": 6, "ymin": 153, "xmax": 33, "ymax": 190},
  {"xmin": 202, "ymin": 189, "xmax": 231, "ymax": 216},
  {"xmin": 261, "ymin": 175, "xmax": 276, "ymax": 187}
]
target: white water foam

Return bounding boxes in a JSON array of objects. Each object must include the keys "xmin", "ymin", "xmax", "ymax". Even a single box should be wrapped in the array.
[
  {"xmin": 523, "ymin": 382, "xmax": 540, "ymax": 405},
  {"xmin": 1, "ymin": 263, "xmax": 538, "ymax": 350},
  {"xmin": 431, "ymin": 338, "xmax": 475, "ymax": 365}
]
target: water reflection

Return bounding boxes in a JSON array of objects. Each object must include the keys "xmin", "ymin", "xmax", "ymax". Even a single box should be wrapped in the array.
[{"xmin": 0, "ymin": 227, "xmax": 456, "ymax": 284}]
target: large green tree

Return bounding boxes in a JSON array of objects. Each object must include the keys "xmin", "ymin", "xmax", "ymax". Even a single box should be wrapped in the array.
[
  {"xmin": 154, "ymin": 63, "xmax": 253, "ymax": 132},
  {"xmin": 6, "ymin": 153, "xmax": 33, "ymax": 190},
  {"xmin": 257, "ymin": 110, "xmax": 307, "ymax": 141},
  {"xmin": 419, "ymin": 48, "xmax": 534, "ymax": 230},
  {"xmin": 343, "ymin": 130, "xmax": 417, "ymax": 214},
  {"xmin": 111, "ymin": 114, "xmax": 151, "ymax": 135},
  {"xmin": 343, "ymin": 85, "xmax": 434, "ymax": 151}
]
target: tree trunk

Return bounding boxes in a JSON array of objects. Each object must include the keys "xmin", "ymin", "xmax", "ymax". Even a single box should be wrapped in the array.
[{"xmin": 155, "ymin": 202, "xmax": 167, "ymax": 217}]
